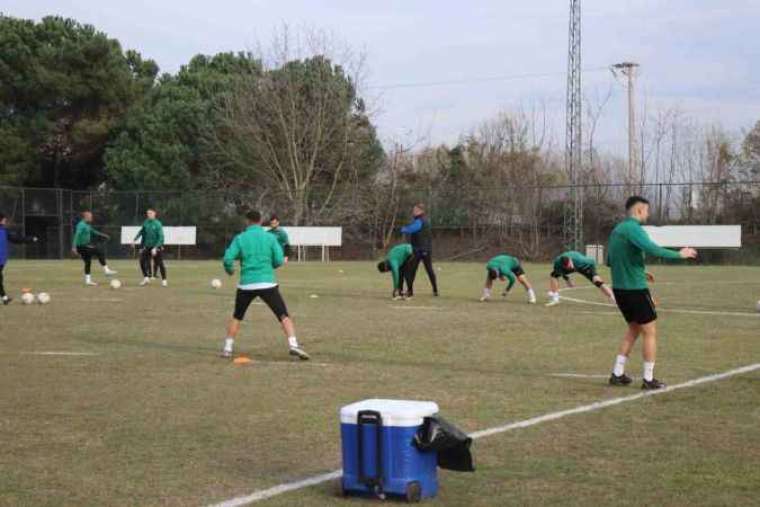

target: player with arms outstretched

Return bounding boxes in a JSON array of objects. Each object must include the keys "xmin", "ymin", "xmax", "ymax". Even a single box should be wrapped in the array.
[
  {"xmin": 480, "ymin": 254, "xmax": 536, "ymax": 303},
  {"xmin": 607, "ymin": 196, "xmax": 697, "ymax": 390},
  {"xmin": 377, "ymin": 243, "xmax": 414, "ymax": 300},
  {"xmin": 71, "ymin": 210, "xmax": 117, "ymax": 286},
  {"xmin": 0, "ymin": 212, "xmax": 38, "ymax": 305},
  {"xmin": 219, "ymin": 210, "xmax": 309, "ymax": 361},
  {"xmin": 546, "ymin": 251, "xmax": 614, "ymax": 306}
]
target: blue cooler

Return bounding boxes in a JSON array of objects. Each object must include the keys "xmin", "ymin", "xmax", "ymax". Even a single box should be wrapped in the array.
[{"xmin": 340, "ymin": 399, "xmax": 439, "ymax": 502}]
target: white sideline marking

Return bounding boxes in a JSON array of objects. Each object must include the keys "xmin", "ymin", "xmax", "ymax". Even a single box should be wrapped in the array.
[
  {"xmin": 560, "ymin": 294, "xmax": 760, "ymax": 318},
  {"xmin": 207, "ymin": 362, "xmax": 760, "ymax": 507},
  {"xmin": 549, "ymin": 373, "xmax": 609, "ymax": 379},
  {"xmin": 391, "ymin": 305, "xmax": 441, "ymax": 311},
  {"xmin": 21, "ymin": 351, "xmax": 99, "ymax": 356}
]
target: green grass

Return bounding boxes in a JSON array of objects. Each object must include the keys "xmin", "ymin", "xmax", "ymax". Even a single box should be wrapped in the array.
[{"xmin": 1, "ymin": 260, "xmax": 759, "ymax": 506}]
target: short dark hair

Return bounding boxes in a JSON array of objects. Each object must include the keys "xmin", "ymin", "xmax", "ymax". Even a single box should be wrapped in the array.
[
  {"xmin": 0, "ymin": 212, "xmax": 5, "ymax": 222},
  {"xmin": 625, "ymin": 195, "xmax": 650, "ymax": 210},
  {"xmin": 377, "ymin": 261, "xmax": 389, "ymax": 273},
  {"xmin": 246, "ymin": 210, "xmax": 262, "ymax": 223},
  {"xmin": 269, "ymin": 214, "xmax": 279, "ymax": 222}
]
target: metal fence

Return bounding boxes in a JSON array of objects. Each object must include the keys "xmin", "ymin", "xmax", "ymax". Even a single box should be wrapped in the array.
[{"xmin": 1, "ymin": 182, "xmax": 759, "ymax": 263}]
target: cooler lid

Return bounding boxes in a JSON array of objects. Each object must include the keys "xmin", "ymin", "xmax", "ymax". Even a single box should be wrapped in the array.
[{"xmin": 340, "ymin": 399, "xmax": 439, "ymax": 427}]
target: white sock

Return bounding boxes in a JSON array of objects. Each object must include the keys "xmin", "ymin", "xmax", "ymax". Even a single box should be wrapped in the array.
[
  {"xmin": 85, "ymin": 274, "xmax": 92, "ymax": 283},
  {"xmin": 527, "ymin": 288, "xmax": 536, "ymax": 300},
  {"xmin": 482, "ymin": 288, "xmax": 491, "ymax": 298},
  {"xmin": 613, "ymin": 354, "xmax": 627, "ymax": 376},
  {"xmin": 288, "ymin": 336, "xmax": 299, "ymax": 348},
  {"xmin": 223, "ymin": 337, "xmax": 234, "ymax": 352},
  {"xmin": 643, "ymin": 361, "xmax": 655, "ymax": 382},
  {"xmin": 1, "ymin": 295, "xmax": 8, "ymax": 301}
]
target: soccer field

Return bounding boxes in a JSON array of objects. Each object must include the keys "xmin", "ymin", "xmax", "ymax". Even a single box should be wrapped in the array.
[{"xmin": 1, "ymin": 260, "xmax": 759, "ymax": 506}]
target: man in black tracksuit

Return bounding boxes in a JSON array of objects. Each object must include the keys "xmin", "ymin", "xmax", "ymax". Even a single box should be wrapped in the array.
[{"xmin": 401, "ymin": 203, "xmax": 439, "ymax": 297}]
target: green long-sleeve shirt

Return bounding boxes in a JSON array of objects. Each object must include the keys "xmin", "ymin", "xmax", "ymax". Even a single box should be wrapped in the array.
[
  {"xmin": 268, "ymin": 226, "xmax": 291, "ymax": 256},
  {"xmin": 552, "ymin": 251, "xmax": 596, "ymax": 277},
  {"xmin": 223, "ymin": 225, "xmax": 284, "ymax": 285},
  {"xmin": 486, "ymin": 255, "xmax": 520, "ymax": 291},
  {"xmin": 134, "ymin": 218, "xmax": 164, "ymax": 248},
  {"xmin": 386, "ymin": 244, "xmax": 413, "ymax": 290},
  {"xmin": 72, "ymin": 221, "xmax": 107, "ymax": 247},
  {"xmin": 607, "ymin": 217, "xmax": 682, "ymax": 290}
]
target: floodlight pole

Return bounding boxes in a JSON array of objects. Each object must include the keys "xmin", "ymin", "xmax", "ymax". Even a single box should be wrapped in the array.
[
  {"xmin": 612, "ymin": 62, "xmax": 640, "ymax": 189},
  {"xmin": 564, "ymin": 0, "xmax": 583, "ymax": 251}
]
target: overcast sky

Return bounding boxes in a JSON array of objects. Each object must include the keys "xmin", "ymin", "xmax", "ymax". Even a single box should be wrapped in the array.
[{"xmin": 5, "ymin": 0, "xmax": 760, "ymax": 153}]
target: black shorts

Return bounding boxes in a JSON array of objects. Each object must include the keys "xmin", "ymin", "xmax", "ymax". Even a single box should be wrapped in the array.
[
  {"xmin": 233, "ymin": 286, "xmax": 289, "ymax": 321},
  {"xmin": 613, "ymin": 289, "xmax": 657, "ymax": 325},
  {"xmin": 551, "ymin": 266, "xmax": 597, "ymax": 282},
  {"xmin": 488, "ymin": 264, "xmax": 525, "ymax": 280}
]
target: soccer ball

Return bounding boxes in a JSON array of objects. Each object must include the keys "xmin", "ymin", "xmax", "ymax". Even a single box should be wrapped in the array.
[
  {"xmin": 211, "ymin": 278, "xmax": 222, "ymax": 289},
  {"xmin": 21, "ymin": 292, "xmax": 36, "ymax": 305},
  {"xmin": 37, "ymin": 292, "xmax": 51, "ymax": 305},
  {"xmin": 110, "ymin": 279, "xmax": 122, "ymax": 290},
  {"xmin": 756, "ymin": 300, "xmax": 760, "ymax": 313}
]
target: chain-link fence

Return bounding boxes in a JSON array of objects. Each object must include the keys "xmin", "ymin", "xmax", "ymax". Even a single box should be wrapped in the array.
[{"xmin": 1, "ymin": 182, "xmax": 759, "ymax": 263}]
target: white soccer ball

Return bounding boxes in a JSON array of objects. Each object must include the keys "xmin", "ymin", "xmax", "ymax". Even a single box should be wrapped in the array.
[
  {"xmin": 37, "ymin": 292, "xmax": 51, "ymax": 305},
  {"xmin": 211, "ymin": 278, "xmax": 222, "ymax": 289},
  {"xmin": 21, "ymin": 292, "xmax": 36, "ymax": 305},
  {"xmin": 756, "ymin": 300, "xmax": 760, "ymax": 313},
  {"xmin": 110, "ymin": 279, "xmax": 122, "ymax": 290},
  {"xmin": 309, "ymin": 294, "xmax": 319, "ymax": 299}
]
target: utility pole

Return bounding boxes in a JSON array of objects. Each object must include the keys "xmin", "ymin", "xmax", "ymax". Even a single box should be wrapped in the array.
[
  {"xmin": 612, "ymin": 62, "xmax": 640, "ymax": 188},
  {"xmin": 564, "ymin": 0, "xmax": 583, "ymax": 251}
]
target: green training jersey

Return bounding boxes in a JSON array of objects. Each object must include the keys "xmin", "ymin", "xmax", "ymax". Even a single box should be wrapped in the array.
[
  {"xmin": 268, "ymin": 227, "xmax": 290, "ymax": 254},
  {"xmin": 607, "ymin": 217, "xmax": 681, "ymax": 290},
  {"xmin": 553, "ymin": 251, "xmax": 596, "ymax": 276},
  {"xmin": 73, "ymin": 221, "xmax": 105, "ymax": 247},
  {"xmin": 223, "ymin": 224, "xmax": 284, "ymax": 285},
  {"xmin": 134, "ymin": 218, "xmax": 164, "ymax": 248},
  {"xmin": 386, "ymin": 243, "xmax": 413, "ymax": 290},
  {"xmin": 486, "ymin": 254, "xmax": 520, "ymax": 290}
]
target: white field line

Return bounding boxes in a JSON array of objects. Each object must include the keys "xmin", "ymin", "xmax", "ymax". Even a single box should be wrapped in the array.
[
  {"xmin": 549, "ymin": 373, "xmax": 609, "ymax": 378},
  {"xmin": 20, "ymin": 351, "xmax": 100, "ymax": 356},
  {"xmin": 390, "ymin": 305, "xmax": 441, "ymax": 311},
  {"xmin": 207, "ymin": 362, "xmax": 760, "ymax": 507},
  {"xmin": 560, "ymin": 293, "xmax": 760, "ymax": 318}
]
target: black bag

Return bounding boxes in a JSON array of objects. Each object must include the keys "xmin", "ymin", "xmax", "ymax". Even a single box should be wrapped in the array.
[{"xmin": 413, "ymin": 415, "xmax": 475, "ymax": 472}]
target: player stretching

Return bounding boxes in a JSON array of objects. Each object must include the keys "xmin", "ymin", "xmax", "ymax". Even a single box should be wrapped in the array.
[
  {"xmin": 219, "ymin": 210, "xmax": 309, "ymax": 360},
  {"xmin": 546, "ymin": 251, "xmax": 614, "ymax": 306},
  {"xmin": 401, "ymin": 203, "xmax": 439, "ymax": 297},
  {"xmin": 134, "ymin": 208, "xmax": 167, "ymax": 287},
  {"xmin": 480, "ymin": 254, "xmax": 537, "ymax": 303},
  {"xmin": 377, "ymin": 243, "xmax": 414, "ymax": 300},
  {"xmin": 268, "ymin": 214, "xmax": 291, "ymax": 262},
  {"xmin": 608, "ymin": 196, "xmax": 696, "ymax": 390},
  {"xmin": 0, "ymin": 212, "xmax": 38, "ymax": 305},
  {"xmin": 71, "ymin": 210, "xmax": 117, "ymax": 286}
]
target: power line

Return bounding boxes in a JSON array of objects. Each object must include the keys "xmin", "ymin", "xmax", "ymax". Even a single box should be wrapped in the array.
[{"xmin": 367, "ymin": 66, "xmax": 609, "ymax": 90}]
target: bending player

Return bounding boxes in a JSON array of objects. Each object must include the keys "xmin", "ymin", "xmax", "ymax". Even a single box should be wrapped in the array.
[
  {"xmin": 546, "ymin": 251, "xmax": 614, "ymax": 306},
  {"xmin": 134, "ymin": 208, "xmax": 167, "ymax": 287},
  {"xmin": 607, "ymin": 196, "xmax": 697, "ymax": 390},
  {"xmin": 376, "ymin": 243, "xmax": 414, "ymax": 300},
  {"xmin": 268, "ymin": 214, "xmax": 291, "ymax": 262},
  {"xmin": 71, "ymin": 210, "xmax": 117, "ymax": 286},
  {"xmin": 219, "ymin": 210, "xmax": 309, "ymax": 360},
  {"xmin": 480, "ymin": 254, "xmax": 536, "ymax": 303},
  {"xmin": 0, "ymin": 212, "xmax": 38, "ymax": 305}
]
